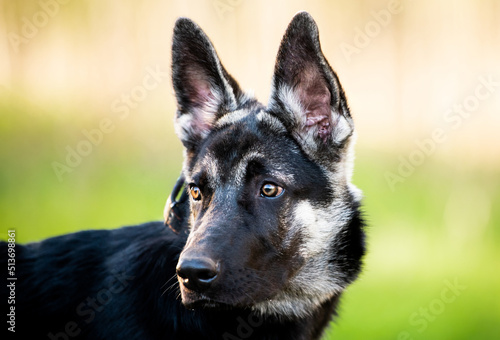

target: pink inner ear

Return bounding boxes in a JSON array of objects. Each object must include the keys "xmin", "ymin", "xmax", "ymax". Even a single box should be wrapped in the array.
[
  {"xmin": 297, "ymin": 69, "xmax": 332, "ymax": 142},
  {"xmin": 185, "ymin": 67, "xmax": 219, "ymax": 135},
  {"xmin": 187, "ymin": 76, "xmax": 214, "ymax": 108},
  {"xmin": 185, "ymin": 64, "xmax": 218, "ymax": 108}
]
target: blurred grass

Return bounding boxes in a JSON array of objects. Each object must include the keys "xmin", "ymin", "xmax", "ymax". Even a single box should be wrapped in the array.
[
  {"xmin": 0, "ymin": 96, "xmax": 183, "ymax": 241},
  {"xmin": 326, "ymin": 150, "xmax": 500, "ymax": 339},
  {"xmin": 1, "ymin": 98, "xmax": 499, "ymax": 339}
]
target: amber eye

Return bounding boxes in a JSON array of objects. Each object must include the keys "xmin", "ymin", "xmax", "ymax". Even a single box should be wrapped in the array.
[
  {"xmin": 260, "ymin": 183, "xmax": 284, "ymax": 198},
  {"xmin": 190, "ymin": 186, "xmax": 202, "ymax": 201}
]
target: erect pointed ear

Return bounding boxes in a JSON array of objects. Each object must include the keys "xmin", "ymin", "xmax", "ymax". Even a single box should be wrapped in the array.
[
  {"xmin": 172, "ymin": 18, "xmax": 243, "ymax": 150},
  {"xmin": 268, "ymin": 12, "xmax": 354, "ymax": 162}
]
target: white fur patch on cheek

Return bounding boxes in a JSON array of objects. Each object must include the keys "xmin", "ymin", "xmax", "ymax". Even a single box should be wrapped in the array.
[
  {"xmin": 254, "ymin": 199, "xmax": 352, "ymax": 318},
  {"xmin": 293, "ymin": 201, "xmax": 339, "ymax": 256}
]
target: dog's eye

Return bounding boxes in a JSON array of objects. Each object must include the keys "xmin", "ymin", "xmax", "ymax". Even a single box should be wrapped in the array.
[
  {"xmin": 260, "ymin": 183, "xmax": 284, "ymax": 198},
  {"xmin": 190, "ymin": 186, "xmax": 202, "ymax": 201}
]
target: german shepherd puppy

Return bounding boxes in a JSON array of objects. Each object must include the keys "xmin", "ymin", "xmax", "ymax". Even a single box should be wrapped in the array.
[{"xmin": 1, "ymin": 12, "xmax": 365, "ymax": 340}]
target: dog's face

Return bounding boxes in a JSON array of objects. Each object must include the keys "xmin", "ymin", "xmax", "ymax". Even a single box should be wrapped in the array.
[{"xmin": 170, "ymin": 12, "xmax": 365, "ymax": 318}]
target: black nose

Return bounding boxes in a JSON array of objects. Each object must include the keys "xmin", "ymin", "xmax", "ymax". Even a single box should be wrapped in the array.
[{"xmin": 176, "ymin": 257, "xmax": 219, "ymax": 292}]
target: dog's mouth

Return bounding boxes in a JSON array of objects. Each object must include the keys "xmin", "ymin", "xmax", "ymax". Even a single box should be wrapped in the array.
[
  {"xmin": 179, "ymin": 283, "xmax": 265, "ymax": 311},
  {"xmin": 181, "ymin": 294, "xmax": 235, "ymax": 310}
]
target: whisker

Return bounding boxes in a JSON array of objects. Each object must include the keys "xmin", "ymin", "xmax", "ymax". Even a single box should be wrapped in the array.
[
  {"xmin": 160, "ymin": 273, "xmax": 178, "ymax": 290},
  {"xmin": 161, "ymin": 280, "xmax": 180, "ymax": 297}
]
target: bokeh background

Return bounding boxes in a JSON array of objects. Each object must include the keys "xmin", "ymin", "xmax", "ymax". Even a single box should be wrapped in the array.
[{"xmin": 1, "ymin": 0, "xmax": 499, "ymax": 339}]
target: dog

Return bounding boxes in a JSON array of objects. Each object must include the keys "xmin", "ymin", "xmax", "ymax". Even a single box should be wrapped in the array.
[{"xmin": 1, "ymin": 12, "xmax": 365, "ymax": 340}]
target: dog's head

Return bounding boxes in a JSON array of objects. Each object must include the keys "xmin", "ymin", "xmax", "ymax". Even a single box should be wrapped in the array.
[{"xmin": 169, "ymin": 12, "xmax": 365, "ymax": 318}]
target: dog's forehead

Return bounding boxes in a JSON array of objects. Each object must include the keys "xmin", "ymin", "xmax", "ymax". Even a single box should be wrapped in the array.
[{"xmin": 187, "ymin": 108, "xmax": 300, "ymax": 186}]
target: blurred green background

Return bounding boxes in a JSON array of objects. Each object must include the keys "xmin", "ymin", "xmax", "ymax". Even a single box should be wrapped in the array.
[{"xmin": 1, "ymin": 0, "xmax": 499, "ymax": 339}]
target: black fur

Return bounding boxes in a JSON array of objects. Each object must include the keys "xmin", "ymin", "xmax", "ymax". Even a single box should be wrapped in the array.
[{"xmin": 1, "ymin": 222, "xmax": 344, "ymax": 339}]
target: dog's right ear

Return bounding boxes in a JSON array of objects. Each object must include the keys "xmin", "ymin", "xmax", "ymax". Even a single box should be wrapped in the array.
[{"xmin": 172, "ymin": 18, "xmax": 242, "ymax": 150}]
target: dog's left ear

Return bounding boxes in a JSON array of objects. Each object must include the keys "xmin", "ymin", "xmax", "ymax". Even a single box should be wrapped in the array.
[
  {"xmin": 172, "ymin": 18, "xmax": 243, "ymax": 150},
  {"xmin": 268, "ymin": 12, "xmax": 354, "ymax": 163}
]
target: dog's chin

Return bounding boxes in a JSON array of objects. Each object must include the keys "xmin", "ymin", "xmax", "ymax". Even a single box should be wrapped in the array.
[
  {"xmin": 182, "ymin": 298, "xmax": 232, "ymax": 311},
  {"xmin": 180, "ymin": 290, "xmax": 251, "ymax": 311}
]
